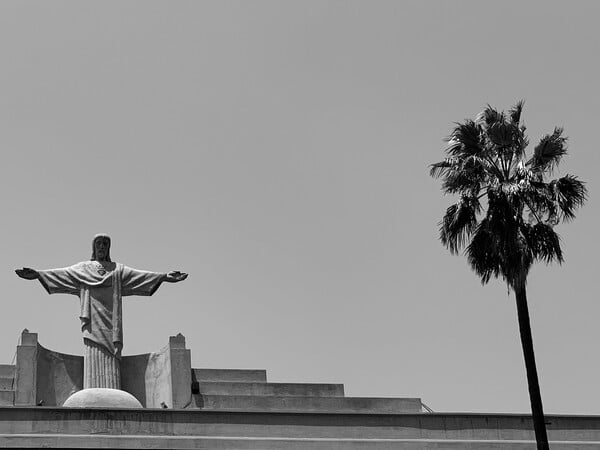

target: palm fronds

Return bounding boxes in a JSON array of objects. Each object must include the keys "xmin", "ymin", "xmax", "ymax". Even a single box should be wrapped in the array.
[
  {"xmin": 521, "ymin": 223, "xmax": 563, "ymax": 264},
  {"xmin": 476, "ymin": 105, "xmax": 505, "ymax": 129},
  {"xmin": 527, "ymin": 127, "xmax": 567, "ymax": 174},
  {"xmin": 465, "ymin": 219, "xmax": 502, "ymax": 285},
  {"xmin": 508, "ymin": 100, "xmax": 525, "ymax": 125},
  {"xmin": 445, "ymin": 120, "xmax": 484, "ymax": 158},
  {"xmin": 431, "ymin": 101, "xmax": 586, "ymax": 286},
  {"xmin": 550, "ymin": 175, "xmax": 587, "ymax": 221},
  {"xmin": 440, "ymin": 196, "xmax": 480, "ymax": 254}
]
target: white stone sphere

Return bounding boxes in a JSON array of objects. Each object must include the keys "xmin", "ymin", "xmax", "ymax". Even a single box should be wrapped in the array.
[{"xmin": 62, "ymin": 388, "xmax": 143, "ymax": 408}]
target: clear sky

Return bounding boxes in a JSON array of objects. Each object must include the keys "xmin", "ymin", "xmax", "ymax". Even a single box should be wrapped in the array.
[{"xmin": 1, "ymin": 0, "xmax": 599, "ymax": 415}]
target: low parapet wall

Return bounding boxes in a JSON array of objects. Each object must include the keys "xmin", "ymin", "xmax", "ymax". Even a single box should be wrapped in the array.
[{"xmin": 0, "ymin": 408, "xmax": 599, "ymax": 449}]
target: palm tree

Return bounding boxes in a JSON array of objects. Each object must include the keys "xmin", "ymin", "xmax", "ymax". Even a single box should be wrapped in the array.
[{"xmin": 430, "ymin": 101, "xmax": 587, "ymax": 450}]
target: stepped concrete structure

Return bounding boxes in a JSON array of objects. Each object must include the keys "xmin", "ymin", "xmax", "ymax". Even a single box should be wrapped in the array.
[{"xmin": 1, "ymin": 330, "xmax": 600, "ymax": 449}]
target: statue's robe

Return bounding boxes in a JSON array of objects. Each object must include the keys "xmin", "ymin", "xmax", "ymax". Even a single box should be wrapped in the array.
[{"xmin": 37, "ymin": 261, "xmax": 165, "ymax": 388}]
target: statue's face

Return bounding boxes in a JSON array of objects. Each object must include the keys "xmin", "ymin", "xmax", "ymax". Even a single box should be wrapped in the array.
[{"xmin": 94, "ymin": 237, "xmax": 110, "ymax": 261}]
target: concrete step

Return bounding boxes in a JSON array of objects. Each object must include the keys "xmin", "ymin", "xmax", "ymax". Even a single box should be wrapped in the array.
[
  {"xmin": 193, "ymin": 394, "xmax": 422, "ymax": 413},
  {"xmin": 193, "ymin": 368, "xmax": 267, "ymax": 383},
  {"xmin": 0, "ymin": 377, "xmax": 14, "ymax": 391},
  {"xmin": 0, "ymin": 390, "xmax": 13, "ymax": 406},
  {"xmin": 0, "ymin": 365, "xmax": 14, "ymax": 378},
  {"xmin": 199, "ymin": 381, "xmax": 344, "ymax": 397}
]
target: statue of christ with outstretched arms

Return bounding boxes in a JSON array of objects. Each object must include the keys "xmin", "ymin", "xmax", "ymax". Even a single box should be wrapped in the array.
[{"xmin": 15, "ymin": 234, "xmax": 188, "ymax": 389}]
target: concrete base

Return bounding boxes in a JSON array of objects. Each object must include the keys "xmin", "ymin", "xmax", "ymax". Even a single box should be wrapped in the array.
[
  {"xmin": 1, "ymin": 408, "xmax": 600, "ymax": 449},
  {"xmin": 62, "ymin": 388, "xmax": 143, "ymax": 408}
]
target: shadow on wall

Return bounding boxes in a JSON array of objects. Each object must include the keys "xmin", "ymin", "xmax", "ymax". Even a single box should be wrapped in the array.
[
  {"xmin": 36, "ymin": 345, "xmax": 83, "ymax": 406},
  {"xmin": 121, "ymin": 346, "xmax": 172, "ymax": 408}
]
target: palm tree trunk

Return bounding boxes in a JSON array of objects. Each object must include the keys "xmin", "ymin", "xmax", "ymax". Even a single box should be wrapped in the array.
[{"xmin": 514, "ymin": 283, "xmax": 549, "ymax": 449}]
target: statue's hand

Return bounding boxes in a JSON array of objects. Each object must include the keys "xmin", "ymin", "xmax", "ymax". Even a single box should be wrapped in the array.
[
  {"xmin": 165, "ymin": 271, "xmax": 188, "ymax": 283},
  {"xmin": 15, "ymin": 267, "xmax": 39, "ymax": 280}
]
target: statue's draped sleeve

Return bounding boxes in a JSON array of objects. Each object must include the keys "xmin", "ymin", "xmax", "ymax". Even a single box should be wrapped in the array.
[
  {"xmin": 120, "ymin": 266, "xmax": 165, "ymax": 296},
  {"xmin": 37, "ymin": 263, "xmax": 107, "ymax": 295}
]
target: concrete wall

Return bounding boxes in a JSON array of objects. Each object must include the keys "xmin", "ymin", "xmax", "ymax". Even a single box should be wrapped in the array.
[
  {"xmin": 14, "ymin": 330, "xmax": 192, "ymax": 409},
  {"xmin": 1, "ymin": 408, "xmax": 600, "ymax": 449},
  {"xmin": 121, "ymin": 346, "xmax": 172, "ymax": 408},
  {"xmin": 121, "ymin": 333, "xmax": 192, "ymax": 409},
  {"xmin": 14, "ymin": 330, "xmax": 37, "ymax": 406},
  {"xmin": 169, "ymin": 334, "xmax": 192, "ymax": 409},
  {"xmin": 35, "ymin": 344, "xmax": 83, "ymax": 407}
]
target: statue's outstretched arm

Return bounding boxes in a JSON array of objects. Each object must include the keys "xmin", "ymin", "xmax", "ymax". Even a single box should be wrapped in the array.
[
  {"xmin": 16, "ymin": 266, "xmax": 80, "ymax": 295},
  {"xmin": 15, "ymin": 267, "xmax": 39, "ymax": 280}
]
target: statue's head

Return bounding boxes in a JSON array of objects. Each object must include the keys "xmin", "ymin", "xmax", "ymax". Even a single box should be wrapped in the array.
[{"xmin": 91, "ymin": 234, "xmax": 112, "ymax": 262}]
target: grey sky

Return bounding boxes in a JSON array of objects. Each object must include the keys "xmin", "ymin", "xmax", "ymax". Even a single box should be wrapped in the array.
[{"xmin": 1, "ymin": 0, "xmax": 599, "ymax": 414}]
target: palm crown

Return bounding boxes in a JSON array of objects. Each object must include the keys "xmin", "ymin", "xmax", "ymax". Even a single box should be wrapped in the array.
[{"xmin": 431, "ymin": 101, "xmax": 587, "ymax": 288}]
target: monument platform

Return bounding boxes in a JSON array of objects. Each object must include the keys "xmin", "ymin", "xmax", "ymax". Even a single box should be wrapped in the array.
[
  {"xmin": 1, "ymin": 407, "xmax": 600, "ymax": 448},
  {"xmin": 1, "ymin": 330, "xmax": 599, "ymax": 448}
]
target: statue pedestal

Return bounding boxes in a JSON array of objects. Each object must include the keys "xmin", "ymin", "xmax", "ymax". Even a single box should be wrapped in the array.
[
  {"xmin": 63, "ymin": 388, "xmax": 142, "ymax": 408},
  {"xmin": 14, "ymin": 330, "xmax": 192, "ymax": 409}
]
